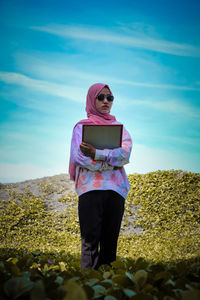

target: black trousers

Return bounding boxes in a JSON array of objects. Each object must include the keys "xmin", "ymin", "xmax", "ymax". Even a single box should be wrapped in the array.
[{"xmin": 78, "ymin": 190, "xmax": 125, "ymax": 269}]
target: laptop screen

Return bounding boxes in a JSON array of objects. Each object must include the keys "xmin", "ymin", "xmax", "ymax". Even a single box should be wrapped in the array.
[{"xmin": 82, "ymin": 125, "xmax": 123, "ymax": 150}]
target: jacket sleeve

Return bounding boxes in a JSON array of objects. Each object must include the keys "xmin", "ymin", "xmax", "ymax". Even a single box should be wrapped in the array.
[
  {"xmin": 94, "ymin": 126, "xmax": 132, "ymax": 167},
  {"xmin": 70, "ymin": 124, "xmax": 114, "ymax": 172}
]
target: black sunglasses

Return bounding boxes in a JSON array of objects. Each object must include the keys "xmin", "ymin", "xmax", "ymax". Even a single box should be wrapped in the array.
[{"xmin": 97, "ymin": 94, "xmax": 114, "ymax": 102}]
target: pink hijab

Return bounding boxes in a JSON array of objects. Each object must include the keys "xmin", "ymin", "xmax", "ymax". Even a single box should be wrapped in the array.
[{"xmin": 69, "ymin": 83, "xmax": 117, "ymax": 181}]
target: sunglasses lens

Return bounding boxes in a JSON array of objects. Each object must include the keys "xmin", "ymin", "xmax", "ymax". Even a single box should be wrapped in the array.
[
  {"xmin": 97, "ymin": 94, "xmax": 104, "ymax": 101},
  {"xmin": 107, "ymin": 95, "xmax": 114, "ymax": 102}
]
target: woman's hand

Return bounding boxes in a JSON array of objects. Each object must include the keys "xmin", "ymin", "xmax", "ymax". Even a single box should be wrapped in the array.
[{"xmin": 80, "ymin": 142, "xmax": 96, "ymax": 159}]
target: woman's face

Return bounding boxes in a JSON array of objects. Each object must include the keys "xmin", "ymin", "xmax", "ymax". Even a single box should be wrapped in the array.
[{"xmin": 95, "ymin": 87, "xmax": 113, "ymax": 114}]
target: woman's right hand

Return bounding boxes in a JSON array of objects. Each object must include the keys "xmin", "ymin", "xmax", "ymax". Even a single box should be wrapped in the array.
[{"xmin": 80, "ymin": 142, "xmax": 96, "ymax": 159}]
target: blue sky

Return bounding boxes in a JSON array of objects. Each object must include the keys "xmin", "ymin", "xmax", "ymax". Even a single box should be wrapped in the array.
[{"xmin": 0, "ymin": 0, "xmax": 200, "ymax": 183}]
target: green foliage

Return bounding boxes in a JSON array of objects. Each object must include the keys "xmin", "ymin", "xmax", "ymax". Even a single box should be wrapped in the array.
[
  {"xmin": 0, "ymin": 190, "xmax": 80, "ymax": 252},
  {"xmin": 40, "ymin": 181, "xmax": 59, "ymax": 195},
  {"xmin": 127, "ymin": 170, "xmax": 200, "ymax": 232},
  {"xmin": 120, "ymin": 170, "xmax": 200, "ymax": 263},
  {"xmin": 0, "ymin": 170, "xmax": 200, "ymax": 299}
]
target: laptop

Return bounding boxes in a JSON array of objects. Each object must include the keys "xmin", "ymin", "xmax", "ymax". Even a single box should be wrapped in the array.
[{"xmin": 82, "ymin": 124, "xmax": 123, "ymax": 150}]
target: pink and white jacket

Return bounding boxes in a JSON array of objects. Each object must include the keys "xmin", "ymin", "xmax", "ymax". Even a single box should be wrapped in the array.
[{"xmin": 70, "ymin": 121, "xmax": 132, "ymax": 199}]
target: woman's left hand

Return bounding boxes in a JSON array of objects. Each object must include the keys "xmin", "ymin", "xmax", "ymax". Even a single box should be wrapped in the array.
[{"xmin": 80, "ymin": 142, "xmax": 96, "ymax": 159}]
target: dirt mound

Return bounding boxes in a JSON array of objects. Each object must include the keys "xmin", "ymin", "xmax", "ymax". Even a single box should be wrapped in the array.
[{"xmin": 0, "ymin": 174, "xmax": 76, "ymax": 213}]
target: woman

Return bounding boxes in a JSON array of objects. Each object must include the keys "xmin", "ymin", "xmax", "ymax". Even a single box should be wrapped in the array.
[{"xmin": 69, "ymin": 83, "xmax": 132, "ymax": 269}]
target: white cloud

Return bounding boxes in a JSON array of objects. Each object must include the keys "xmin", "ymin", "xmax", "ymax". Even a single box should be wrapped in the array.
[
  {"xmin": 125, "ymin": 144, "xmax": 200, "ymax": 174},
  {"xmin": 31, "ymin": 24, "xmax": 200, "ymax": 57},
  {"xmin": 111, "ymin": 78, "xmax": 200, "ymax": 91},
  {"xmin": 12, "ymin": 52, "xmax": 200, "ymax": 91},
  {"xmin": 1, "ymin": 65, "xmax": 199, "ymax": 95},
  {"xmin": 0, "ymin": 71, "xmax": 85, "ymax": 102},
  {"xmin": 0, "ymin": 162, "xmax": 66, "ymax": 183},
  {"xmin": 1, "ymin": 71, "xmax": 199, "ymax": 119},
  {"xmin": 123, "ymin": 97, "xmax": 200, "ymax": 119},
  {"xmin": 149, "ymin": 100, "xmax": 200, "ymax": 118}
]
